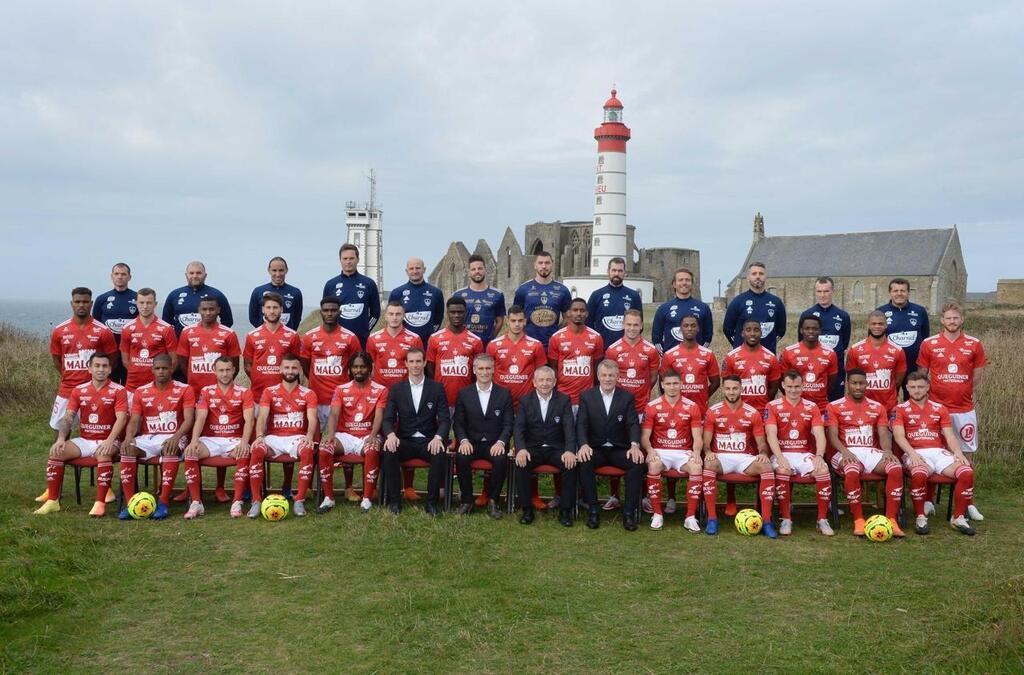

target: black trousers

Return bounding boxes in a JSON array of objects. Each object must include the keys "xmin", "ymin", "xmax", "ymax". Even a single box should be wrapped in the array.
[
  {"xmin": 455, "ymin": 442, "xmax": 509, "ymax": 504},
  {"xmin": 381, "ymin": 439, "xmax": 447, "ymax": 506},
  {"xmin": 579, "ymin": 446, "xmax": 645, "ymax": 513},
  {"xmin": 516, "ymin": 446, "xmax": 577, "ymax": 512}
]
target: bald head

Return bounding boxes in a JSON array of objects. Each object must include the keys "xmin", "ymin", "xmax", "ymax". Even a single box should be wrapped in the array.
[
  {"xmin": 186, "ymin": 261, "xmax": 207, "ymax": 288},
  {"xmin": 405, "ymin": 257, "xmax": 426, "ymax": 284}
]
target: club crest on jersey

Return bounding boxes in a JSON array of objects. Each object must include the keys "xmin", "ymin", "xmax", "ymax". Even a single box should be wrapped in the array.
[
  {"xmin": 426, "ymin": 402, "xmax": 434, "ymax": 410},
  {"xmin": 553, "ymin": 416, "xmax": 560, "ymax": 423}
]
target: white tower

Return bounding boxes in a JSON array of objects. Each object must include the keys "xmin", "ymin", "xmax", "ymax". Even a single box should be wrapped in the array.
[
  {"xmin": 590, "ymin": 89, "xmax": 631, "ymax": 275},
  {"xmin": 345, "ymin": 169, "xmax": 384, "ymax": 292}
]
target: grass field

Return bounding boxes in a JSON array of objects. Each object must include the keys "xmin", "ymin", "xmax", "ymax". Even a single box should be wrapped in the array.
[{"xmin": 2, "ymin": 314, "xmax": 1023, "ymax": 672}]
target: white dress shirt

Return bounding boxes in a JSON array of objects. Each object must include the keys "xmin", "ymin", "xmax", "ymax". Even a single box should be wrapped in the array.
[
  {"xmin": 409, "ymin": 376, "xmax": 426, "ymax": 437},
  {"xmin": 601, "ymin": 388, "xmax": 615, "ymax": 415},
  {"xmin": 477, "ymin": 383, "xmax": 492, "ymax": 414},
  {"xmin": 537, "ymin": 391, "xmax": 552, "ymax": 422}
]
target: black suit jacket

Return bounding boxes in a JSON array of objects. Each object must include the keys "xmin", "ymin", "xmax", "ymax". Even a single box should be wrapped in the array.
[
  {"xmin": 513, "ymin": 390, "xmax": 576, "ymax": 454},
  {"xmin": 576, "ymin": 386, "xmax": 641, "ymax": 450},
  {"xmin": 382, "ymin": 378, "xmax": 451, "ymax": 442},
  {"xmin": 453, "ymin": 383, "xmax": 514, "ymax": 446}
]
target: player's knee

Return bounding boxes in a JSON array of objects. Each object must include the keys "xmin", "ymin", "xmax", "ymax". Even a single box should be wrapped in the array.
[{"xmin": 648, "ymin": 459, "xmax": 663, "ymax": 474}]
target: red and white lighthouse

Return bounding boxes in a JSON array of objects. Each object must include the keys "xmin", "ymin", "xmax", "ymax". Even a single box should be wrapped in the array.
[{"xmin": 590, "ymin": 89, "xmax": 631, "ymax": 275}]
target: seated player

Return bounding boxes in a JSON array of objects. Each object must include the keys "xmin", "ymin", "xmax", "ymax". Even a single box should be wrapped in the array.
[
  {"xmin": 119, "ymin": 354, "xmax": 196, "ymax": 520},
  {"xmin": 826, "ymin": 369, "xmax": 905, "ymax": 537},
  {"xmin": 35, "ymin": 353, "xmax": 128, "ymax": 516},
  {"xmin": 641, "ymin": 369, "xmax": 704, "ymax": 532},
  {"xmin": 892, "ymin": 371, "xmax": 977, "ymax": 535},
  {"xmin": 182, "ymin": 356, "xmax": 255, "ymax": 519},
  {"xmin": 765, "ymin": 370, "xmax": 833, "ymax": 536},
  {"xmin": 319, "ymin": 352, "xmax": 387, "ymax": 514},
  {"xmin": 248, "ymin": 354, "xmax": 318, "ymax": 518},
  {"xmin": 702, "ymin": 375, "xmax": 778, "ymax": 538}
]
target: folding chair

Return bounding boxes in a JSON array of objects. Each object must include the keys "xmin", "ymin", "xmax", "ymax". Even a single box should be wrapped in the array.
[
  {"xmin": 508, "ymin": 464, "xmax": 578, "ymax": 517},
  {"xmin": 860, "ymin": 471, "xmax": 906, "ymax": 528},
  {"xmin": 698, "ymin": 472, "xmax": 759, "ymax": 526},
  {"xmin": 927, "ymin": 474, "xmax": 956, "ymax": 521},
  {"xmin": 593, "ymin": 465, "xmax": 641, "ymax": 522}
]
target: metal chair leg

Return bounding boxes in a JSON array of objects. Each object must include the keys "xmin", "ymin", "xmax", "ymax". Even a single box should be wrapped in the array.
[{"xmin": 74, "ymin": 465, "xmax": 83, "ymax": 505}]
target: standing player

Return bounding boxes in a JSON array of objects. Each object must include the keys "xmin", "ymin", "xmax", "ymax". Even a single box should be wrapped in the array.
[
  {"xmin": 548, "ymin": 299, "xmax": 605, "ymax": 414},
  {"xmin": 892, "ymin": 372, "xmax": 977, "ymax": 535},
  {"xmin": 846, "ymin": 311, "xmax": 907, "ymax": 415},
  {"xmin": 426, "ymin": 297, "xmax": 484, "ymax": 410},
  {"xmin": 35, "ymin": 353, "xmax": 128, "ymax": 516},
  {"xmin": 765, "ymin": 371, "xmax": 832, "ymax": 536},
  {"xmin": 586, "ymin": 257, "xmax": 643, "ymax": 348},
  {"xmin": 800, "ymin": 276, "xmax": 851, "ymax": 400},
  {"xmin": 243, "ymin": 293, "xmax": 302, "ymax": 408},
  {"xmin": 877, "ymin": 277, "xmax": 929, "ymax": 397},
  {"xmin": 120, "ymin": 355, "xmax": 195, "ymax": 520},
  {"xmin": 120, "ymin": 288, "xmax": 178, "ymax": 397},
  {"xmin": 389, "ymin": 257, "xmax": 445, "ymax": 349},
  {"xmin": 162, "ymin": 261, "xmax": 233, "ymax": 334},
  {"xmin": 248, "ymin": 256, "xmax": 303, "ymax": 331},
  {"xmin": 248, "ymin": 354, "xmax": 318, "ymax": 517},
  {"xmin": 723, "ymin": 262, "xmax": 786, "ymax": 354},
  {"xmin": 651, "ymin": 267, "xmax": 713, "ymax": 351},
  {"xmin": 722, "ymin": 320, "xmax": 782, "ymax": 415},
  {"xmin": 780, "ymin": 315, "xmax": 838, "ymax": 412},
  {"xmin": 182, "ymin": 356, "xmax": 255, "ymax": 519},
  {"xmin": 826, "ymin": 369, "xmax": 904, "ymax": 537},
  {"xmin": 92, "ymin": 262, "xmax": 137, "ymax": 384},
  {"xmin": 320, "ymin": 352, "xmax": 387, "ymax": 513},
  {"xmin": 916, "ymin": 302, "xmax": 987, "ymax": 521},
  {"xmin": 454, "ymin": 254, "xmax": 506, "ymax": 347},
  {"xmin": 513, "ymin": 251, "xmax": 572, "ymax": 350},
  {"xmin": 702, "ymin": 375, "xmax": 778, "ymax": 538},
  {"xmin": 322, "ymin": 243, "xmax": 381, "ymax": 347}
]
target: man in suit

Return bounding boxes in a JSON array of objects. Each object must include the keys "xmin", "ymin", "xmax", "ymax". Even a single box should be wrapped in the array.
[
  {"xmin": 453, "ymin": 354, "xmax": 514, "ymax": 518},
  {"xmin": 513, "ymin": 366, "xmax": 578, "ymax": 527},
  {"xmin": 381, "ymin": 348, "xmax": 450, "ymax": 516},
  {"xmin": 576, "ymin": 359, "xmax": 644, "ymax": 530}
]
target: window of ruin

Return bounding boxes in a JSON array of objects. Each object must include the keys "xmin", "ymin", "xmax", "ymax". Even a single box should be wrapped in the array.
[{"xmin": 853, "ymin": 280, "xmax": 864, "ymax": 303}]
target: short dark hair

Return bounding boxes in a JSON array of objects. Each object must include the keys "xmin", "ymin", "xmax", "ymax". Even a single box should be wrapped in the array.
[
  {"xmin": 199, "ymin": 296, "xmax": 220, "ymax": 307},
  {"xmin": 535, "ymin": 250, "xmax": 553, "ymax": 260},
  {"xmin": 782, "ymin": 369, "xmax": 803, "ymax": 383},
  {"xmin": 262, "ymin": 292, "xmax": 283, "ymax": 307},
  {"xmin": 906, "ymin": 371, "xmax": 928, "ymax": 384},
  {"xmin": 742, "ymin": 318, "xmax": 761, "ymax": 329},
  {"xmin": 507, "ymin": 304, "xmax": 525, "ymax": 317},
  {"xmin": 447, "ymin": 296, "xmax": 467, "ymax": 309},
  {"xmin": 112, "ymin": 262, "xmax": 131, "ymax": 274},
  {"xmin": 215, "ymin": 355, "xmax": 235, "ymax": 367},
  {"xmin": 87, "ymin": 352, "xmax": 110, "ymax": 365},
  {"xmin": 137, "ymin": 287, "xmax": 156, "ymax": 298},
  {"xmin": 406, "ymin": 347, "xmax": 425, "ymax": 360},
  {"xmin": 386, "ymin": 299, "xmax": 404, "ymax": 310},
  {"xmin": 846, "ymin": 368, "xmax": 866, "ymax": 380},
  {"xmin": 661, "ymin": 368, "xmax": 681, "ymax": 380},
  {"xmin": 268, "ymin": 256, "xmax": 288, "ymax": 270},
  {"xmin": 570, "ymin": 297, "xmax": 587, "ymax": 309},
  {"xmin": 815, "ymin": 276, "xmax": 834, "ymax": 287},
  {"xmin": 152, "ymin": 353, "xmax": 172, "ymax": 366},
  {"xmin": 72, "ymin": 287, "xmax": 92, "ymax": 298},
  {"xmin": 320, "ymin": 296, "xmax": 340, "ymax": 308},
  {"xmin": 281, "ymin": 353, "xmax": 301, "ymax": 364},
  {"xmin": 339, "ymin": 243, "xmax": 360, "ymax": 258},
  {"xmin": 467, "ymin": 254, "xmax": 485, "ymax": 266},
  {"xmin": 799, "ymin": 314, "xmax": 821, "ymax": 330},
  {"xmin": 608, "ymin": 257, "xmax": 626, "ymax": 268},
  {"xmin": 673, "ymin": 267, "xmax": 694, "ymax": 281},
  {"xmin": 722, "ymin": 374, "xmax": 742, "ymax": 385},
  {"xmin": 889, "ymin": 278, "xmax": 910, "ymax": 291},
  {"xmin": 748, "ymin": 261, "xmax": 766, "ymax": 271}
]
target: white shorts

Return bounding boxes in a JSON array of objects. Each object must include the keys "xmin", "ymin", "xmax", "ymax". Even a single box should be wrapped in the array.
[
  {"xmin": 717, "ymin": 452, "xmax": 759, "ymax": 475},
  {"xmin": 773, "ymin": 452, "xmax": 817, "ymax": 477},
  {"xmin": 654, "ymin": 449, "xmax": 693, "ymax": 472},
  {"xmin": 903, "ymin": 447, "xmax": 957, "ymax": 475},
  {"xmin": 133, "ymin": 434, "xmax": 187, "ymax": 459},
  {"xmin": 50, "ymin": 396, "xmax": 78, "ymax": 431},
  {"xmin": 199, "ymin": 436, "xmax": 242, "ymax": 458},
  {"xmin": 950, "ymin": 410, "xmax": 978, "ymax": 453},
  {"xmin": 334, "ymin": 432, "xmax": 371, "ymax": 455},
  {"xmin": 317, "ymin": 405, "xmax": 332, "ymax": 432},
  {"xmin": 68, "ymin": 437, "xmax": 119, "ymax": 458},
  {"xmin": 126, "ymin": 390, "xmax": 134, "ymax": 408},
  {"xmin": 263, "ymin": 434, "xmax": 306, "ymax": 459},
  {"xmin": 830, "ymin": 447, "xmax": 884, "ymax": 473}
]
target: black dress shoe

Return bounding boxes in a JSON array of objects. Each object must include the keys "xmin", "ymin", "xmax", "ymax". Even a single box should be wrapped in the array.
[
  {"xmin": 519, "ymin": 509, "xmax": 535, "ymax": 525},
  {"xmin": 487, "ymin": 500, "xmax": 503, "ymax": 520},
  {"xmin": 559, "ymin": 508, "xmax": 574, "ymax": 527},
  {"xmin": 388, "ymin": 503, "xmax": 401, "ymax": 515},
  {"xmin": 454, "ymin": 503, "xmax": 473, "ymax": 515},
  {"xmin": 624, "ymin": 513, "xmax": 638, "ymax": 531},
  {"xmin": 586, "ymin": 508, "xmax": 599, "ymax": 529},
  {"xmin": 425, "ymin": 502, "xmax": 441, "ymax": 517}
]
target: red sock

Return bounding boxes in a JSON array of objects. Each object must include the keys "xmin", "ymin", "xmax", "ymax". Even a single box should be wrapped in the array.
[
  {"xmin": 702, "ymin": 470, "xmax": 717, "ymax": 519},
  {"xmin": 815, "ymin": 474, "xmax": 833, "ymax": 521},
  {"xmin": 120, "ymin": 455, "xmax": 137, "ymax": 501},
  {"xmin": 884, "ymin": 461, "xmax": 903, "ymax": 520},
  {"xmin": 726, "ymin": 482, "xmax": 737, "ymax": 505},
  {"xmin": 363, "ymin": 449, "xmax": 380, "ymax": 500},
  {"xmin": 216, "ymin": 466, "xmax": 227, "ymax": 490},
  {"xmin": 159, "ymin": 458, "xmax": 180, "ymax": 505},
  {"xmin": 953, "ymin": 465, "xmax": 974, "ymax": 518},
  {"xmin": 46, "ymin": 459, "xmax": 65, "ymax": 501},
  {"xmin": 843, "ymin": 466, "xmax": 863, "ymax": 520},
  {"xmin": 249, "ymin": 443, "xmax": 266, "ymax": 501},
  {"xmin": 343, "ymin": 464, "xmax": 354, "ymax": 489},
  {"xmin": 666, "ymin": 477, "xmax": 678, "ymax": 500},
  {"xmin": 232, "ymin": 457, "xmax": 249, "ymax": 502},
  {"xmin": 686, "ymin": 474, "xmax": 703, "ymax": 518},
  {"xmin": 610, "ymin": 476, "xmax": 621, "ymax": 499},
  {"xmin": 296, "ymin": 447, "xmax": 314, "ymax": 500},
  {"xmin": 282, "ymin": 463, "xmax": 294, "ymax": 492},
  {"xmin": 184, "ymin": 459, "xmax": 202, "ymax": 502},
  {"xmin": 775, "ymin": 474, "xmax": 792, "ymax": 519},
  {"xmin": 318, "ymin": 448, "xmax": 336, "ymax": 499},
  {"xmin": 646, "ymin": 475, "xmax": 663, "ymax": 515},
  {"xmin": 403, "ymin": 467, "xmax": 415, "ymax": 490},
  {"xmin": 758, "ymin": 472, "xmax": 775, "ymax": 519},
  {"xmin": 909, "ymin": 467, "xmax": 929, "ymax": 517},
  {"xmin": 95, "ymin": 460, "xmax": 113, "ymax": 503}
]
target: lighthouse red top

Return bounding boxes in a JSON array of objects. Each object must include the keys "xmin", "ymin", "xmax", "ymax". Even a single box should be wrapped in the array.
[{"xmin": 595, "ymin": 88, "xmax": 631, "ymax": 152}]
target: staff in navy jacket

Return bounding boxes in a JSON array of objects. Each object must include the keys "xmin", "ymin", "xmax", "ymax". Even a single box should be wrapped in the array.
[
  {"xmin": 92, "ymin": 262, "xmax": 137, "ymax": 384},
  {"xmin": 249, "ymin": 256, "xmax": 303, "ymax": 331},
  {"xmin": 877, "ymin": 277, "xmax": 930, "ymax": 398},
  {"xmin": 322, "ymin": 243, "xmax": 381, "ymax": 347},
  {"xmin": 388, "ymin": 257, "xmax": 445, "ymax": 348},
  {"xmin": 162, "ymin": 261, "xmax": 233, "ymax": 335},
  {"xmin": 586, "ymin": 257, "xmax": 643, "ymax": 348},
  {"xmin": 723, "ymin": 261, "xmax": 786, "ymax": 353},
  {"xmin": 800, "ymin": 276, "xmax": 851, "ymax": 400},
  {"xmin": 651, "ymin": 267, "xmax": 713, "ymax": 351}
]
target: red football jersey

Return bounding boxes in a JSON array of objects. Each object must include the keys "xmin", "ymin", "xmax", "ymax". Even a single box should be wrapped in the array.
[
  {"xmin": 300, "ymin": 325, "xmax": 362, "ymax": 405},
  {"xmin": 660, "ymin": 343, "xmax": 721, "ymax": 414},
  {"xmin": 120, "ymin": 317, "xmax": 178, "ymax": 391},
  {"xmin": 826, "ymin": 396, "xmax": 887, "ymax": 450},
  {"xmin": 50, "ymin": 319, "xmax": 118, "ymax": 397},
  {"xmin": 176, "ymin": 324, "xmax": 241, "ymax": 395},
  {"xmin": 765, "ymin": 397, "xmax": 823, "ymax": 453},
  {"xmin": 606, "ymin": 337, "xmax": 661, "ymax": 414},
  {"xmin": 130, "ymin": 381, "xmax": 195, "ymax": 435},
  {"xmin": 66, "ymin": 380, "xmax": 129, "ymax": 440},
  {"xmin": 703, "ymin": 400, "xmax": 765, "ymax": 455},
  {"xmin": 721, "ymin": 345, "xmax": 782, "ymax": 413},
  {"xmin": 487, "ymin": 333, "xmax": 547, "ymax": 406},
  {"xmin": 845, "ymin": 338, "xmax": 907, "ymax": 413},
  {"xmin": 427, "ymin": 327, "xmax": 484, "ymax": 407},
  {"xmin": 366, "ymin": 328, "xmax": 424, "ymax": 389},
  {"xmin": 259, "ymin": 383, "xmax": 317, "ymax": 435},
  {"xmin": 780, "ymin": 342, "xmax": 838, "ymax": 410},
  {"xmin": 330, "ymin": 380, "xmax": 388, "ymax": 436},
  {"xmin": 892, "ymin": 399, "xmax": 953, "ymax": 450},
  {"xmin": 642, "ymin": 395, "xmax": 702, "ymax": 450},
  {"xmin": 548, "ymin": 326, "xmax": 605, "ymax": 405},
  {"xmin": 197, "ymin": 383, "xmax": 254, "ymax": 438},
  {"xmin": 916, "ymin": 333, "xmax": 988, "ymax": 413},
  {"xmin": 243, "ymin": 324, "xmax": 302, "ymax": 402}
]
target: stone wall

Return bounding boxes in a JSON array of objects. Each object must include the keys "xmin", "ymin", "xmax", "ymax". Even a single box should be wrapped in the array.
[{"xmin": 996, "ymin": 279, "xmax": 1024, "ymax": 305}]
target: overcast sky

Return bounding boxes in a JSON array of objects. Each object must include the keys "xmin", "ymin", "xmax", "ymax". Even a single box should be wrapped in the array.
[{"xmin": 2, "ymin": 1, "xmax": 1021, "ymax": 307}]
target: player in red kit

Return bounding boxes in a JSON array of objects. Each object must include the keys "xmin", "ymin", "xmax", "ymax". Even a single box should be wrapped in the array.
[
  {"xmin": 845, "ymin": 310, "xmax": 907, "ymax": 414},
  {"xmin": 243, "ymin": 292, "xmax": 301, "ymax": 407},
  {"xmin": 702, "ymin": 375, "xmax": 778, "ymax": 538},
  {"xmin": 766, "ymin": 371, "xmax": 832, "ymax": 536},
  {"xmin": 427, "ymin": 296, "xmax": 484, "ymax": 409},
  {"xmin": 320, "ymin": 352, "xmax": 387, "ymax": 513},
  {"xmin": 35, "ymin": 353, "xmax": 128, "ymax": 516},
  {"xmin": 120, "ymin": 354, "xmax": 196, "ymax": 520},
  {"xmin": 548, "ymin": 298, "xmax": 604, "ymax": 413},
  {"xmin": 780, "ymin": 315, "xmax": 838, "ymax": 411},
  {"xmin": 119, "ymin": 287, "xmax": 178, "ymax": 397},
  {"xmin": 488, "ymin": 305, "xmax": 547, "ymax": 406},
  {"xmin": 183, "ymin": 356, "xmax": 255, "ymax": 518},
  {"xmin": 641, "ymin": 370, "xmax": 704, "ymax": 532},
  {"xmin": 249, "ymin": 354, "xmax": 318, "ymax": 518},
  {"xmin": 916, "ymin": 301, "xmax": 987, "ymax": 521},
  {"xmin": 722, "ymin": 320, "xmax": 782, "ymax": 415},
  {"xmin": 826, "ymin": 369, "xmax": 904, "ymax": 537},
  {"xmin": 892, "ymin": 372, "xmax": 977, "ymax": 535}
]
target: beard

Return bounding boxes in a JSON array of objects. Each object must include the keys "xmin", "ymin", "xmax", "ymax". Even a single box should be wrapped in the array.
[{"xmin": 282, "ymin": 373, "xmax": 299, "ymax": 383}]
